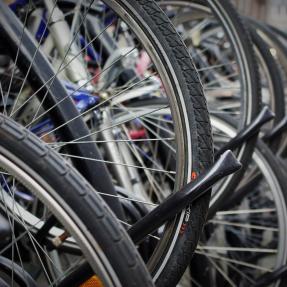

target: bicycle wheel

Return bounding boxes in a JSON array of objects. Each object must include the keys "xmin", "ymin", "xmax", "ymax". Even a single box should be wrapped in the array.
[
  {"xmin": 0, "ymin": 113, "xmax": 153, "ymax": 287},
  {"xmin": 251, "ymin": 27, "xmax": 285, "ymax": 121},
  {"xmin": 2, "ymin": 1, "xmax": 214, "ymax": 285},
  {"xmin": 269, "ymin": 25, "xmax": 287, "ymax": 47},
  {"xmin": 248, "ymin": 25, "xmax": 285, "ymax": 147},
  {"xmin": 158, "ymin": 0, "xmax": 261, "ymax": 210},
  {"xmin": 185, "ymin": 114, "xmax": 287, "ymax": 287},
  {"xmin": 248, "ymin": 20, "xmax": 287, "ymax": 153},
  {"xmin": 250, "ymin": 20, "xmax": 287, "ymax": 88}
]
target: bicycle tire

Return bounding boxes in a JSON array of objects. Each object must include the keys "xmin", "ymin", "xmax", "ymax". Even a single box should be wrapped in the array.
[
  {"xmin": 159, "ymin": 0, "xmax": 262, "ymax": 218},
  {"xmin": 2, "ymin": 1, "xmax": 214, "ymax": 285},
  {"xmin": 251, "ymin": 27, "xmax": 285, "ymax": 122},
  {"xmin": 0, "ymin": 113, "xmax": 154, "ymax": 287},
  {"xmin": 190, "ymin": 113, "xmax": 287, "ymax": 287}
]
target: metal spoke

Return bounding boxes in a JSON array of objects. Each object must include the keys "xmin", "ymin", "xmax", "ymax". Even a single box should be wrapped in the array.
[
  {"xmin": 49, "ymin": 137, "xmax": 175, "ymax": 146},
  {"xmin": 216, "ymin": 208, "xmax": 276, "ymax": 216},
  {"xmin": 197, "ymin": 246, "xmax": 277, "ymax": 253},
  {"xmin": 195, "ymin": 250, "xmax": 272, "ymax": 272},
  {"xmin": 5, "ymin": 0, "xmax": 33, "ymax": 114},
  {"xmin": 95, "ymin": 191, "xmax": 157, "ymax": 207},
  {"xmin": 59, "ymin": 153, "xmax": 176, "ymax": 175},
  {"xmin": 9, "ymin": 0, "xmax": 59, "ymax": 117},
  {"xmin": 197, "ymin": 61, "xmax": 236, "ymax": 72},
  {"xmin": 1, "ymin": 176, "xmax": 54, "ymax": 284},
  {"xmin": 10, "ymin": 19, "xmax": 114, "ymax": 118},
  {"xmin": 24, "ymin": 46, "xmax": 137, "ymax": 128},
  {"xmin": 209, "ymin": 219, "xmax": 279, "ymax": 232},
  {"xmin": 54, "ymin": 104, "xmax": 168, "ymax": 148},
  {"xmin": 41, "ymin": 73, "xmax": 156, "ymax": 139}
]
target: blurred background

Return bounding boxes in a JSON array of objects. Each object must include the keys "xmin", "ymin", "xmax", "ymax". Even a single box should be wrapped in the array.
[{"xmin": 234, "ymin": 0, "xmax": 287, "ymax": 29}]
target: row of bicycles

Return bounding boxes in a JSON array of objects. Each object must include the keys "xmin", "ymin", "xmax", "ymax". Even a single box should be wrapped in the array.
[{"xmin": 0, "ymin": 0, "xmax": 287, "ymax": 286}]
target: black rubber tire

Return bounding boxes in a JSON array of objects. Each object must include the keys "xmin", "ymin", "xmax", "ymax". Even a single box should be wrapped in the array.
[
  {"xmin": 250, "ymin": 19, "xmax": 287, "ymax": 78},
  {"xmin": 249, "ymin": 23, "xmax": 285, "ymax": 125},
  {"xmin": 0, "ymin": 113, "xmax": 154, "ymax": 287},
  {"xmin": 248, "ymin": 19, "xmax": 287, "ymax": 154},
  {"xmin": 248, "ymin": 25, "xmax": 285, "ymax": 149},
  {"xmin": 1, "ymin": 1, "xmax": 214, "ymax": 285},
  {"xmin": 269, "ymin": 25, "xmax": 287, "ymax": 44},
  {"xmin": 102, "ymin": 1, "xmax": 213, "ymax": 286},
  {"xmin": 159, "ymin": 0, "xmax": 262, "ymax": 223},
  {"xmin": 191, "ymin": 0, "xmax": 262, "ymax": 127},
  {"xmin": 203, "ymin": 0, "xmax": 261, "ymax": 214}
]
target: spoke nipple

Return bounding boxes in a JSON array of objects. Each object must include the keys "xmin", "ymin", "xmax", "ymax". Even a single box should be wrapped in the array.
[{"xmin": 52, "ymin": 231, "xmax": 69, "ymax": 247}]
